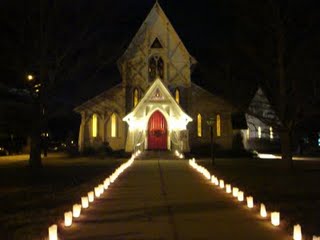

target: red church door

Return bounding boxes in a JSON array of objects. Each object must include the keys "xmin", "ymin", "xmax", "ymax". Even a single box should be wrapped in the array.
[{"xmin": 148, "ymin": 111, "xmax": 167, "ymax": 150}]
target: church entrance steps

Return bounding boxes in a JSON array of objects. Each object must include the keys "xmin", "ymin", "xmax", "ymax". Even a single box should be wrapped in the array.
[
  {"xmin": 63, "ymin": 160, "xmax": 291, "ymax": 240},
  {"xmin": 135, "ymin": 150, "xmax": 180, "ymax": 160}
]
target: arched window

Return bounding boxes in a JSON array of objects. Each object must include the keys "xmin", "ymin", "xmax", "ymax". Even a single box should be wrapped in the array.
[
  {"xmin": 197, "ymin": 113, "xmax": 202, "ymax": 137},
  {"xmin": 216, "ymin": 114, "xmax": 221, "ymax": 137},
  {"xmin": 148, "ymin": 55, "xmax": 164, "ymax": 81},
  {"xmin": 175, "ymin": 88, "xmax": 180, "ymax": 104},
  {"xmin": 258, "ymin": 126, "xmax": 262, "ymax": 138},
  {"xmin": 133, "ymin": 88, "xmax": 139, "ymax": 107},
  {"xmin": 92, "ymin": 114, "xmax": 98, "ymax": 137},
  {"xmin": 111, "ymin": 113, "xmax": 117, "ymax": 138}
]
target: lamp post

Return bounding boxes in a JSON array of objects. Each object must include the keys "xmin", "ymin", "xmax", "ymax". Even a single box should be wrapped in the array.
[{"xmin": 206, "ymin": 117, "xmax": 215, "ymax": 166}]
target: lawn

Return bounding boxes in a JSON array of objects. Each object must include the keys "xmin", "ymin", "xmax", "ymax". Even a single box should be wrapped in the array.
[
  {"xmin": 200, "ymin": 157, "xmax": 320, "ymax": 238},
  {"xmin": 0, "ymin": 153, "xmax": 126, "ymax": 240}
]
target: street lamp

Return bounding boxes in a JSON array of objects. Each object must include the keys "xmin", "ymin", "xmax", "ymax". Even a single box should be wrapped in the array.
[{"xmin": 206, "ymin": 117, "xmax": 215, "ymax": 166}]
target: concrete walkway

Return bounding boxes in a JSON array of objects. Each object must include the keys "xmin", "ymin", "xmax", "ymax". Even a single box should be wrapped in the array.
[{"xmin": 62, "ymin": 160, "xmax": 291, "ymax": 240}]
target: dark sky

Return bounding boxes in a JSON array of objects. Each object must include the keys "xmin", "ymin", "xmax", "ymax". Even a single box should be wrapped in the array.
[{"xmin": 0, "ymin": 0, "xmax": 319, "ymax": 140}]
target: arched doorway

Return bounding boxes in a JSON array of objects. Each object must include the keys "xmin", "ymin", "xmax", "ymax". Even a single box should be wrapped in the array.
[{"xmin": 148, "ymin": 110, "xmax": 167, "ymax": 150}]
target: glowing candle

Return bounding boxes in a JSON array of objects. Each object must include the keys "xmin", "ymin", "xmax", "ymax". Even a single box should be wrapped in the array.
[
  {"xmin": 99, "ymin": 184, "xmax": 104, "ymax": 195},
  {"xmin": 271, "ymin": 212, "xmax": 280, "ymax": 226},
  {"xmin": 260, "ymin": 203, "xmax": 267, "ymax": 217},
  {"xmin": 226, "ymin": 184, "xmax": 231, "ymax": 193},
  {"xmin": 64, "ymin": 211, "xmax": 73, "ymax": 227},
  {"xmin": 246, "ymin": 196, "xmax": 254, "ymax": 208},
  {"xmin": 293, "ymin": 224, "xmax": 302, "ymax": 240},
  {"xmin": 48, "ymin": 224, "xmax": 58, "ymax": 240},
  {"xmin": 219, "ymin": 180, "xmax": 225, "ymax": 189},
  {"xmin": 94, "ymin": 187, "xmax": 101, "ymax": 198},
  {"xmin": 81, "ymin": 196, "xmax": 89, "ymax": 209},
  {"xmin": 232, "ymin": 187, "xmax": 239, "ymax": 197},
  {"xmin": 73, "ymin": 204, "xmax": 81, "ymax": 218},
  {"xmin": 88, "ymin": 191, "xmax": 94, "ymax": 202},
  {"xmin": 238, "ymin": 191, "xmax": 244, "ymax": 201}
]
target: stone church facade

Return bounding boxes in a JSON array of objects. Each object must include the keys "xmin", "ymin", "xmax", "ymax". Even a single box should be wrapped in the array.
[{"xmin": 75, "ymin": 2, "xmax": 236, "ymax": 153}]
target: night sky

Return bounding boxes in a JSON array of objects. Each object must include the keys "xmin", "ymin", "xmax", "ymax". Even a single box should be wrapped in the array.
[{"xmin": 0, "ymin": 0, "xmax": 319, "ymax": 141}]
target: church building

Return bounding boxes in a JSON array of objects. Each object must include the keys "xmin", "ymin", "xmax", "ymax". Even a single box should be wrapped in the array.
[{"xmin": 75, "ymin": 2, "xmax": 237, "ymax": 153}]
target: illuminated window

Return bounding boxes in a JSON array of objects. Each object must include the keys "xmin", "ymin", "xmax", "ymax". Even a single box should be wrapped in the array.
[
  {"xmin": 197, "ymin": 114, "xmax": 202, "ymax": 137},
  {"xmin": 133, "ymin": 88, "xmax": 139, "ymax": 107},
  {"xmin": 216, "ymin": 114, "xmax": 221, "ymax": 137},
  {"xmin": 92, "ymin": 114, "xmax": 98, "ymax": 137},
  {"xmin": 258, "ymin": 126, "xmax": 261, "ymax": 138},
  {"xmin": 175, "ymin": 88, "xmax": 180, "ymax": 104},
  {"xmin": 270, "ymin": 127, "xmax": 273, "ymax": 139},
  {"xmin": 111, "ymin": 113, "xmax": 117, "ymax": 138}
]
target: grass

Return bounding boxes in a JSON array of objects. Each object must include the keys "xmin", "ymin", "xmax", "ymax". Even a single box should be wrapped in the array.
[
  {"xmin": 0, "ymin": 153, "xmax": 126, "ymax": 240},
  {"xmin": 200, "ymin": 157, "xmax": 320, "ymax": 238}
]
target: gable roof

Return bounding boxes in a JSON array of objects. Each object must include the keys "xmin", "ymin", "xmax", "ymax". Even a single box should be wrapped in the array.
[
  {"xmin": 123, "ymin": 78, "xmax": 192, "ymax": 122},
  {"xmin": 117, "ymin": 2, "xmax": 196, "ymax": 67}
]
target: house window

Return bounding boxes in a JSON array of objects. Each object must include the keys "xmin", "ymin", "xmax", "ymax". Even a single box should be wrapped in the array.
[
  {"xmin": 197, "ymin": 113, "xmax": 202, "ymax": 137},
  {"xmin": 133, "ymin": 88, "xmax": 139, "ymax": 107},
  {"xmin": 175, "ymin": 88, "xmax": 180, "ymax": 104},
  {"xmin": 92, "ymin": 114, "xmax": 98, "ymax": 137},
  {"xmin": 148, "ymin": 55, "xmax": 164, "ymax": 81},
  {"xmin": 258, "ymin": 126, "xmax": 261, "ymax": 138},
  {"xmin": 111, "ymin": 113, "xmax": 117, "ymax": 138},
  {"xmin": 270, "ymin": 127, "xmax": 273, "ymax": 139},
  {"xmin": 216, "ymin": 114, "xmax": 221, "ymax": 137}
]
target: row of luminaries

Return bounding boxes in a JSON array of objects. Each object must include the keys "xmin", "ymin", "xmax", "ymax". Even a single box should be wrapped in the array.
[
  {"xmin": 47, "ymin": 150, "xmax": 141, "ymax": 240},
  {"xmin": 188, "ymin": 158, "xmax": 320, "ymax": 240}
]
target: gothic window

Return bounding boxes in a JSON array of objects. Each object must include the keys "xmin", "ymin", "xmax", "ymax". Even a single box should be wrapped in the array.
[
  {"xmin": 216, "ymin": 114, "xmax": 221, "ymax": 137},
  {"xmin": 148, "ymin": 55, "xmax": 164, "ymax": 81},
  {"xmin": 111, "ymin": 113, "xmax": 117, "ymax": 138},
  {"xmin": 197, "ymin": 113, "xmax": 202, "ymax": 137},
  {"xmin": 92, "ymin": 114, "xmax": 98, "ymax": 137},
  {"xmin": 133, "ymin": 88, "xmax": 139, "ymax": 107},
  {"xmin": 175, "ymin": 88, "xmax": 180, "ymax": 104}
]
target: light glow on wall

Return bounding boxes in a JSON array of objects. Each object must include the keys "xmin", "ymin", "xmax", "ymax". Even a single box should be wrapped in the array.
[
  {"xmin": 92, "ymin": 114, "xmax": 98, "ymax": 137},
  {"xmin": 270, "ymin": 127, "xmax": 273, "ymax": 139},
  {"xmin": 197, "ymin": 114, "xmax": 202, "ymax": 137},
  {"xmin": 133, "ymin": 88, "xmax": 139, "ymax": 107},
  {"xmin": 175, "ymin": 88, "xmax": 180, "ymax": 104},
  {"xmin": 258, "ymin": 126, "xmax": 261, "ymax": 138},
  {"xmin": 216, "ymin": 114, "xmax": 221, "ymax": 137},
  {"xmin": 111, "ymin": 113, "xmax": 117, "ymax": 137}
]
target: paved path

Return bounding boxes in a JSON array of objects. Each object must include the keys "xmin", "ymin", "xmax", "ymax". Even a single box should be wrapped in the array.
[{"xmin": 62, "ymin": 160, "xmax": 291, "ymax": 240}]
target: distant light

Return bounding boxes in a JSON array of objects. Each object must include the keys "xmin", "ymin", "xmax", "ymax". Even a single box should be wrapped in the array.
[{"xmin": 27, "ymin": 74, "xmax": 34, "ymax": 81}]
